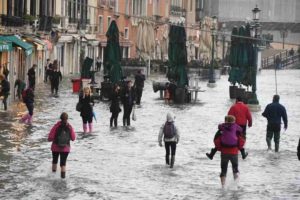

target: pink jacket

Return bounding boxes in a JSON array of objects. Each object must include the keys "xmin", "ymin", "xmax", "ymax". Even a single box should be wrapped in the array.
[{"xmin": 48, "ymin": 121, "xmax": 76, "ymax": 152}]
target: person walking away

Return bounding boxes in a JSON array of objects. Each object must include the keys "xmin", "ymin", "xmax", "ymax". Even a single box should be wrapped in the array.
[
  {"xmin": 213, "ymin": 115, "xmax": 245, "ymax": 188},
  {"xmin": 27, "ymin": 64, "xmax": 37, "ymax": 90},
  {"xmin": 48, "ymin": 112, "xmax": 76, "ymax": 178},
  {"xmin": 45, "ymin": 59, "xmax": 53, "ymax": 83},
  {"xmin": 50, "ymin": 65, "xmax": 62, "ymax": 96},
  {"xmin": 20, "ymin": 87, "xmax": 34, "ymax": 124},
  {"xmin": 227, "ymin": 96, "xmax": 252, "ymax": 159},
  {"xmin": 110, "ymin": 84, "xmax": 121, "ymax": 127},
  {"xmin": 134, "ymin": 70, "xmax": 145, "ymax": 105},
  {"xmin": 158, "ymin": 113, "xmax": 180, "ymax": 168},
  {"xmin": 164, "ymin": 82, "xmax": 171, "ymax": 104},
  {"xmin": 96, "ymin": 57, "xmax": 102, "ymax": 72},
  {"xmin": 262, "ymin": 94, "xmax": 288, "ymax": 152},
  {"xmin": 121, "ymin": 80, "xmax": 135, "ymax": 127},
  {"xmin": 14, "ymin": 79, "xmax": 26, "ymax": 101},
  {"xmin": 0, "ymin": 74, "xmax": 10, "ymax": 110},
  {"xmin": 79, "ymin": 87, "xmax": 94, "ymax": 133}
]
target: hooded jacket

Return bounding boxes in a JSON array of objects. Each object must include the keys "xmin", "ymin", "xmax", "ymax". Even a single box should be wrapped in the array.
[
  {"xmin": 158, "ymin": 114, "xmax": 180, "ymax": 143},
  {"xmin": 228, "ymin": 101, "xmax": 252, "ymax": 127}
]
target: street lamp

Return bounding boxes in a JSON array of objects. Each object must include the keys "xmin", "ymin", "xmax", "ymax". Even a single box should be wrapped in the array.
[
  {"xmin": 280, "ymin": 28, "xmax": 288, "ymax": 49},
  {"xmin": 248, "ymin": 5, "xmax": 261, "ymax": 109},
  {"xmin": 207, "ymin": 15, "xmax": 217, "ymax": 87},
  {"xmin": 221, "ymin": 23, "xmax": 226, "ymax": 63}
]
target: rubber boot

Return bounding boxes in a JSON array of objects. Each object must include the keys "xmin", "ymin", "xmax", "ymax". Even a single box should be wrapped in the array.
[
  {"xmin": 83, "ymin": 123, "xmax": 88, "ymax": 133},
  {"xmin": 52, "ymin": 164, "xmax": 57, "ymax": 172},
  {"xmin": 170, "ymin": 156, "xmax": 175, "ymax": 168},
  {"xmin": 114, "ymin": 118, "xmax": 118, "ymax": 127},
  {"xmin": 110, "ymin": 117, "xmax": 113, "ymax": 127},
  {"xmin": 220, "ymin": 176, "xmax": 226, "ymax": 188},
  {"xmin": 27, "ymin": 115, "xmax": 33, "ymax": 124},
  {"xmin": 206, "ymin": 148, "xmax": 217, "ymax": 160},
  {"xmin": 233, "ymin": 173, "xmax": 239, "ymax": 180},
  {"xmin": 165, "ymin": 155, "xmax": 170, "ymax": 165},
  {"xmin": 275, "ymin": 143, "xmax": 279, "ymax": 152},
  {"xmin": 88, "ymin": 123, "xmax": 93, "ymax": 133},
  {"xmin": 20, "ymin": 113, "xmax": 30, "ymax": 123},
  {"xmin": 266, "ymin": 138, "xmax": 272, "ymax": 150},
  {"xmin": 123, "ymin": 118, "xmax": 126, "ymax": 126},
  {"xmin": 240, "ymin": 148, "xmax": 248, "ymax": 159},
  {"xmin": 61, "ymin": 172, "xmax": 66, "ymax": 178}
]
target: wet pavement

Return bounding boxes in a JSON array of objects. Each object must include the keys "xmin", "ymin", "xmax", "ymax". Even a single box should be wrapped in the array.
[{"xmin": 0, "ymin": 70, "xmax": 300, "ymax": 200}]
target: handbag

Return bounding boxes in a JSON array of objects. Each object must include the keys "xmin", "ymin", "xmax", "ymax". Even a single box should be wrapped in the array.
[
  {"xmin": 76, "ymin": 102, "xmax": 82, "ymax": 112},
  {"xmin": 132, "ymin": 106, "xmax": 137, "ymax": 121}
]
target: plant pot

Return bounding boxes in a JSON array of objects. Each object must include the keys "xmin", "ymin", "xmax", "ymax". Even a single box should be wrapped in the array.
[{"xmin": 229, "ymin": 85, "xmax": 237, "ymax": 99}]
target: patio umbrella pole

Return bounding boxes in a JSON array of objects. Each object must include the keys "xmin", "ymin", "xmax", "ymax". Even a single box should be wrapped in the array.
[{"xmin": 275, "ymin": 67, "xmax": 278, "ymax": 94}]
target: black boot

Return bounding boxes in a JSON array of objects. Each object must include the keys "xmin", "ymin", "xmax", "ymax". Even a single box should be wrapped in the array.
[
  {"xmin": 165, "ymin": 155, "xmax": 170, "ymax": 165},
  {"xmin": 110, "ymin": 117, "xmax": 113, "ymax": 127},
  {"xmin": 61, "ymin": 172, "xmax": 66, "ymax": 179},
  {"xmin": 123, "ymin": 118, "xmax": 126, "ymax": 126},
  {"xmin": 266, "ymin": 138, "xmax": 272, "ymax": 150},
  {"xmin": 170, "ymin": 156, "xmax": 175, "ymax": 168},
  {"xmin": 114, "ymin": 118, "xmax": 118, "ymax": 127},
  {"xmin": 206, "ymin": 148, "xmax": 217, "ymax": 160},
  {"xmin": 240, "ymin": 148, "xmax": 248, "ymax": 159},
  {"xmin": 275, "ymin": 143, "xmax": 279, "ymax": 152}
]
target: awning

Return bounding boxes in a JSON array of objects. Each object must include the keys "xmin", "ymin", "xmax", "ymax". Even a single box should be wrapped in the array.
[
  {"xmin": 0, "ymin": 35, "xmax": 33, "ymax": 56},
  {"xmin": 58, "ymin": 35, "xmax": 73, "ymax": 43},
  {"xmin": 42, "ymin": 39, "xmax": 53, "ymax": 51},
  {"xmin": 0, "ymin": 39, "xmax": 12, "ymax": 52},
  {"xmin": 23, "ymin": 36, "xmax": 47, "ymax": 51}
]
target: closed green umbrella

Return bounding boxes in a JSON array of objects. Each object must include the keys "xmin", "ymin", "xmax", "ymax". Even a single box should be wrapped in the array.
[
  {"xmin": 168, "ymin": 25, "xmax": 189, "ymax": 87},
  {"xmin": 228, "ymin": 26, "xmax": 240, "ymax": 85},
  {"xmin": 103, "ymin": 20, "xmax": 122, "ymax": 84}
]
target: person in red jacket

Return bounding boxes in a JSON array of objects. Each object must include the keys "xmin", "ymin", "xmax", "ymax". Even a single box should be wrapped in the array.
[
  {"xmin": 48, "ymin": 112, "xmax": 76, "ymax": 178},
  {"xmin": 213, "ymin": 115, "xmax": 245, "ymax": 188},
  {"xmin": 227, "ymin": 96, "xmax": 252, "ymax": 159}
]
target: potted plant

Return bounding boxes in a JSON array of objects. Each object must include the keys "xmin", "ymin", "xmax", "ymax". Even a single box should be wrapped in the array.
[
  {"xmin": 52, "ymin": 15, "xmax": 61, "ymax": 24},
  {"xmin": 23, "ymin": 14, "xmax": 36, "ymax": 24}
]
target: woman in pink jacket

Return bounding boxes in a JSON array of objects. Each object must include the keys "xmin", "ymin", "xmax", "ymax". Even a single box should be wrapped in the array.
[{"xmin": 48, "ymin": 112, "xmax": 76, "ymax": 178}]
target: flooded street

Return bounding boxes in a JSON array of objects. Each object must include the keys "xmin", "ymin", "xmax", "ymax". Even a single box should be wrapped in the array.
[{"xmin": 0, "ymin": 70, "xmax": 300, "ymax": 200}]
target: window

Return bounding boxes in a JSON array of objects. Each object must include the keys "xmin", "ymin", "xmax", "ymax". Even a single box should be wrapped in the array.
[
  {"xmin": 125, "ymin": 0, "xmax": 130, "ymax": 15},
  {"xmin": 121, "ymin": 47, "xmax": 129, "ymax": 58},
  {"xmin": 124, "ymin": 28, "xmax": 129, "ymax": 39},
  {"xmin": 132, "ymin": 0, "xmax": 147, "ymax": 16},
  {"xmin": 99, "ymin": 15, "xmax": 103, "ymax": 33},
  {"xmin": 108, "ymin": 16, "xmax": 111, "ymax": 27},
  {"xmin": 153, "ymin": 0, "xmax": 160, "ymax": 16}
]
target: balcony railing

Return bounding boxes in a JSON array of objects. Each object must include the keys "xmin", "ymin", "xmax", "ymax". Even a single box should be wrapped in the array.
[
  {"xmin": 1, "ymin": 15, "xmax": 24, "ymax": 27},
  {"xmin": 170, "ymin": 6, "xmax": 186, "ymax": 17}
]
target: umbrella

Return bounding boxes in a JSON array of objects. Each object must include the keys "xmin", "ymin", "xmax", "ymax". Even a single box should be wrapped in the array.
[
  {"xmin": 168, "ymin": 25, "xmax": 189, "ymax": 87},
  {"xmin": 103, "ymin": 20, "xmax": 122, "ymax": 84},
  {"xmin": 136, "ymin": 20, "xmax": 155, "ymax": 60},
  {"xmin": 81, "ymin": 57, "xmax": 93, "ymax": 78}
]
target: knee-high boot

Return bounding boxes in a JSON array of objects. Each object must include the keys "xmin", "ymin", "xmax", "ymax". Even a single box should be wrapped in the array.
[
  {"xmin": 170, "ymin": 156, "xmax": 175, "ymax": 168},
  {"xmin": 206, "ymin": 148, "xmax": 217, "ymax": 160},
  {"xmin": 220, "ymin": 176, "xmax": 226, "ymax": 188},
  {"xmin": 88, "ymin": 123, "xmax": 93, "ymax": 133},
  {"xmin": 114, "ymin": 118, "xmax": 118, "ymax": 127},
  {"xmin": 110, "ymin": 117, "xmax": 113, "ymax": 127},
  {"xmin": 83, "ymin": 123, "xmax": 88, "ymax": 133},
  {"xmin": 165, "ymin": 155, "xmax": 170, "ymax": 165}
]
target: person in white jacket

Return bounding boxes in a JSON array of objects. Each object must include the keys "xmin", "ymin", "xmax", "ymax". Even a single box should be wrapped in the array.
[{"xmin": 158, "ymin": 113, "xmax": 180, "ymax": 168}]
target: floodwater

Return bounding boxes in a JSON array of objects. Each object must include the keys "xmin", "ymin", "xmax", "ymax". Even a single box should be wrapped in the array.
[{"xmin": 0, "ymin": 70, "xmax": 299, "ymax": 200}]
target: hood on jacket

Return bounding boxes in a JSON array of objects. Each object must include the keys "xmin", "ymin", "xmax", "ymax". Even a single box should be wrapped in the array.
[{"xmin": 166, "ymin": 113, "xmax": 174, "ymax": 122}]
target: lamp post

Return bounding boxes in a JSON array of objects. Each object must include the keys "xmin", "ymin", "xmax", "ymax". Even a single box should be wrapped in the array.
[
  {"xmin": 221, "ymin": 23, "xmax": 226, "ymax": 63},
  {"xmin": 207, "ymin": 16, "xmax": 217, "ymax": 87},
  {"xmin": 248, "ymin": 5, "xmax": 261, "ymax": 110},
  {"xmin": 280, "ymin": 29, "xmax": 288, "ymax": 49}
]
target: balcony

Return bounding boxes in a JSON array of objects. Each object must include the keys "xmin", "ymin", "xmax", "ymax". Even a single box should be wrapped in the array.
[
  {"xmin": 1, "ymin": 15, "xmax": 24, "ymax": 27},
  {"xmin": 170, "ymin": 6, "xmax": 186, "ymax": 17}
]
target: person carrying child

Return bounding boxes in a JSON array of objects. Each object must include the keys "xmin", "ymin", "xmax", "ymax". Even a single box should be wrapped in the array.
[{"xmin": 212, "ymin": 115, "xmax": 245, "ymax": 188}]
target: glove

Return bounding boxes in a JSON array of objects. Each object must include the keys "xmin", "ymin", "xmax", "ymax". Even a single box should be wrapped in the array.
[{"xmin": 159, "ymin": 141, "xmax": 162, "ymax": 147}]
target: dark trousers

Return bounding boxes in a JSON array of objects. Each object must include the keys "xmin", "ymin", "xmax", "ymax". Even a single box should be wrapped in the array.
[
  {"xmin": 51, "ymin": 82, "xmax": 59, "ymax": 94},
  {"xmin": 220, "ymin": 154, "xmax": 239, "ymax": 177},
  {"xmin": 2, "ymin": 95, "xmax": 8, "ymax": 110},
  {"xmin": 165, "ymin": 141, "xmax": 177, "ymax": 156},
  {"xmin": 110, "ymin": 112, "xmax": 119, "ymax": 127},
  {"xmin": 52, "ymin": 152, "xmax": 69, "ymax": 166},
  {"xmin": 266, "ymin": 123, "xmax": 281, "ymax": 152},
  {"xmin": 123, "ymin": 105, "xmax": 133, "ymax": 126},
  {"xmin": 96, "ymin": 63, "xmax": 101, "ymax": 71},
  {"xmin": 135, "ymin": 87, "xmax": 143, "ymax": 105},
  {"xmin": 29, "ymin": 80, "xmax": 35, "ymax": 90},
  {"xmin": 26, "ymin": 103, "xmax": 34, "ymax": 116},
  {"xmin": 82, "ymin": 115, "xmax": 93, "ymax": 124}
]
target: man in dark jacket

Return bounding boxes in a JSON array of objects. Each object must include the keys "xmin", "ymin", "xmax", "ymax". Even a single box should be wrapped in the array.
[
  {"xmin": 27, "ymin": 64, "xmax": 37, "ymax": 90},
  {"xmin": 134, "ymin": 70, "xmax": 145, "ymax": 105},
  {"xmin": 262, "ymin": 94, "xmax": 288, "ymax": 152},
  {"xmin": 0, "ymin": 74, "xmax": 10, "ymax": 110},
  {"xmin": 50, "ymin": 66, "xmax": 62, "ymax": 95},
  {"xmin": 121, "ymin": 80, "xmax": 135, "ymax": 127}
]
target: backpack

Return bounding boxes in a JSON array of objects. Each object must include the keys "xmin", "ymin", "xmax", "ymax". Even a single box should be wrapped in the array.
[
  {"xmin": 220, "ymin": 125, "xmax": 238, "ymax": 147},
  {"xmin": 55, "ymin": 124, "xmax": 71, "ymax": 147},
  {"xmin": 163, "ymin": 122, "xmax": 176, "ymax": 138}
]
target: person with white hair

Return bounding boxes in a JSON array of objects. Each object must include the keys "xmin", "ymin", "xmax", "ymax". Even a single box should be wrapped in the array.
[{"xmin": 158, "ymin": 113, "xmax": 180, "ymax": 168}]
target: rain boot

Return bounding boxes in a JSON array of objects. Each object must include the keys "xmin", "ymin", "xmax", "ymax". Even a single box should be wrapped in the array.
[
  {"xmin": 27, "ymin": 115, "xmax": 33, "ymax": 124},
  {"xmin": 275, "ymin": 143, "xmax": 279, "ymax": 152},
  {"xmin": 110, "ymin": 117, "xmax": 113, "ymax": 127},
  {"xmin": 123, "ymin": 118, "xmax": 126, "ymax": 126},
  {"xmin": 240, "ymin": 148, "xmax": 248, "ymax": 159},
  {"xmin": 220, "ymin": 176, "xmax": 226, "ymax": 188},
  {"xmin": 114, "ymin": 118, "xmax": 118, "ymax": 127},
  {"xmin": 88, "ymin": 123, "xmax": 93, "ymax": 133},
  {"xmin": 170, "ymin": 156, "xmax": 175, "ymax": 168},
  {"xmin": 20, "ymin": 113, "xmax": 29, "ymax": 123},
  {"xmin": 83, "ymin": 123, "xmax": 88, "ymax": 133},
  {"xmin": 165, "ymin": 155, "xmax": 170, "ymax": 165},
  {"xmin": 233, "ymin": 173, "xmax": 239, "ymax": 180},
  {"xmin": 206, "ymin": 148, "xmax": 217, "ymax": 160},
  {"xmin": 266, "ymin": 138, "xmax": 272, "ymax": 150},
  {"xmin": 61, "ymin": 166, "xmax": 66, "ymax": 178},
  {"xmin": 52, "ymin": 164, "xmax": 57, "ymax": 172}
]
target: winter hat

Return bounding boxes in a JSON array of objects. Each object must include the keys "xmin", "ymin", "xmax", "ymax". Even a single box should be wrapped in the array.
[
  {"xmin": 166, "ymin": 113, "xmax": 174, "ymax": 122},
  {"xmin": 225, "ymin": 115, "xmax": 235, "ymax": 123}
]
